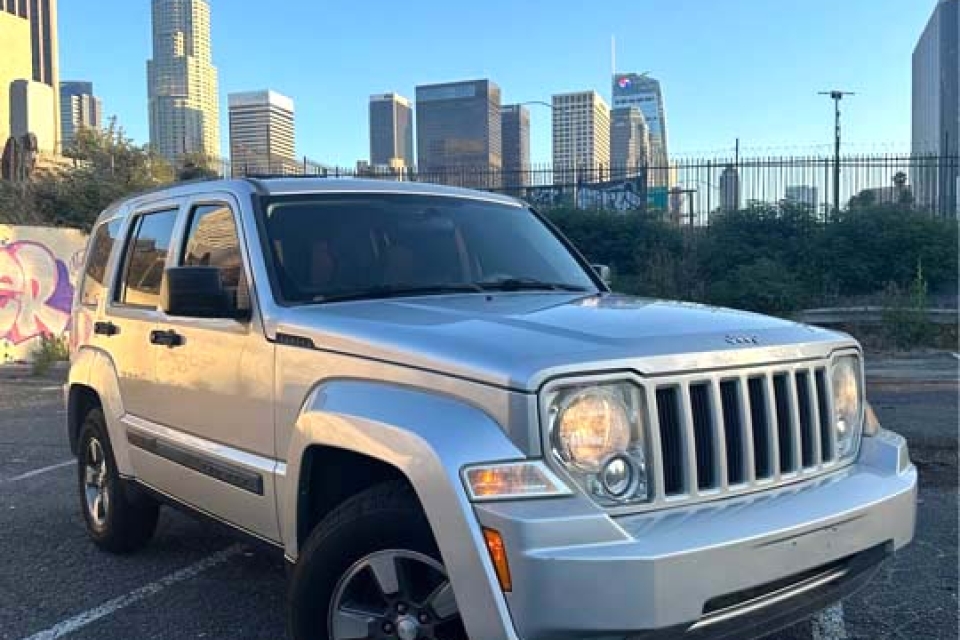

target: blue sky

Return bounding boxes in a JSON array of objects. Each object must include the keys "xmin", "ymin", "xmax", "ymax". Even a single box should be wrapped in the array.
[{"xmin": 59, "ymin": 0, "xmax": 935, "ymax": 166}]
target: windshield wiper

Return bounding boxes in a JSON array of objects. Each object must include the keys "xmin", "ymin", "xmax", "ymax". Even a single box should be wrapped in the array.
[
  {"xmin": 475, "ymin": 277, "xmax": 591, "ymax": 293},
  {"xmin": 312, "ymin": 283, "xmax": 484, "ymax": 304}
]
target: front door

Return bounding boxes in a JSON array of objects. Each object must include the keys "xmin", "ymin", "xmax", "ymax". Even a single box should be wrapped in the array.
[{"xmin": 140, "ymin": 198, "xmax": 278, "ymax": 543}]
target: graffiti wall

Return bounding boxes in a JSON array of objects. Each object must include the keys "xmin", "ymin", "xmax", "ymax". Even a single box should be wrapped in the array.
[{"xmin": 0, "ymin": 225, "xmax": 88, "ymax": 363}]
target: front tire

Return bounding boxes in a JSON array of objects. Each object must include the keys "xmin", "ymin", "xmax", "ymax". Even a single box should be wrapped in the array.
[
  {"xmin": 77, "ymin": 408, "xmax": 159, "ymax": 553},
  {"xmin": 288, "ymin": 481, "xmax": 466, "ymax": 640}
]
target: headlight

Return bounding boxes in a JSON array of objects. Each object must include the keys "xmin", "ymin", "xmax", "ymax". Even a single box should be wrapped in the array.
[
  {"xmin": 554, "ymin": 388, "xmax": 631, "ymax": 472},
  {"xmin": 831, "ymin": 355, "xmax": 864, "ymax": 458},
  {"xmin": 547, "ymin": 382, "xmax": 649, "ymax": 505}
]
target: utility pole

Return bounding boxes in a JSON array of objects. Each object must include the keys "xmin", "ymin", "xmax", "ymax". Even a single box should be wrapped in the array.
[{"xmin": 819, "ymin": 90, "xmax": 854, "ymax": 215}]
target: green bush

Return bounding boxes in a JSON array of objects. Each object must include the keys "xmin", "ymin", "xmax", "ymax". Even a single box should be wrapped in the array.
[
  {"xmin": 31, "ymin": 334, "xmax": 69, "ymax": 376},
  {"xmin": 881, "ymin": 264, "xmax": 934, "ymax": 349},
  {"xmin": 544, "ymin": 203, "xmax": 959, "ymax": 320}
]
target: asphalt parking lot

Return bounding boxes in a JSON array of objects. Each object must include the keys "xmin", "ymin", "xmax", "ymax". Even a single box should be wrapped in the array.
[{"xmin": 0, "ymin": 354, "xmax": 956, "ymax": 640}]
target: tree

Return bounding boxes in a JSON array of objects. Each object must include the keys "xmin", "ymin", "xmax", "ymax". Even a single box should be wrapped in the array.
[
  {"xmin": 177, "ymin": 152, "xmax": 220, "ymax": 182},
  {"xmin": 0, "ymin": 118, "xmax": 175, "ymax": 229}
]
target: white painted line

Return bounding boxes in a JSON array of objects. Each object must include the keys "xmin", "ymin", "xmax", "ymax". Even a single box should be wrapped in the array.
[
  {"xmin": 21, "ymin": 544, "xmax": 246, "ymax": 640},
  {"xmin": 4, "ymin": 461, "xmax": 73, "ymax": 483},
  {"xmin": 952, "ymin": 353, "xmax": 959, "ymax": 361},
  {"xmin": 812, "ymin": 603, "xmax": 848, "ymax": 640}
]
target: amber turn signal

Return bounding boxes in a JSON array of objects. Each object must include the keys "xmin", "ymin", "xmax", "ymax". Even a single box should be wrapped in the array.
[{"xmin": 482, "ymin": 527, "xmax": 512, "ymax": 592}]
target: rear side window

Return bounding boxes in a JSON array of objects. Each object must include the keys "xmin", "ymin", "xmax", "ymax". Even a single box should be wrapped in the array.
[
  {"xmin": 180, "ymin": 204, "xmax": 248, "ymax": 313},
  {"xmin": 79, "ymin": 218, "xmax": 122, "ymax": 307},
  {"xmin": 116, "ymin": 209, "xmax": 178, "ymax": 308}
]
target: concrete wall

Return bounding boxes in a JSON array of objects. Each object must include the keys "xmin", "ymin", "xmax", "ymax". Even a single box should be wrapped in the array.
[
  {"xmin": 0, "ymin": 11, "xmax": 33, "ymax": 146},
  {"xmin": 0, "ymin": 225, "xmax": 87, "ymax": 363}
]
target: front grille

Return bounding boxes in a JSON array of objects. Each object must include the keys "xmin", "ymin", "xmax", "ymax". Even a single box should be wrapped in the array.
[{"xmin": 649, "ymin": 362, "xmax": 838, "ymax": 504}]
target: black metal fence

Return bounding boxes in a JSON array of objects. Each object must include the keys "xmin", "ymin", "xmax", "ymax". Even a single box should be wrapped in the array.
[{"xmin": 211, "ymin": 153, "xmax": 960, "ymax": 223}]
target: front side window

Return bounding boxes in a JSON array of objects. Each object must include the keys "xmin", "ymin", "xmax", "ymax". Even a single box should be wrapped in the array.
[
  {"xmin": 180, "ymin": 203, "xmax": 248, "ymax": 313},
  {"xmin": 259, "ymin": 194, "xmax": 597, "ymax": 304},
  {"xmin": 117, "ymin": 209, "xmax": 178, "ymax": 308}
]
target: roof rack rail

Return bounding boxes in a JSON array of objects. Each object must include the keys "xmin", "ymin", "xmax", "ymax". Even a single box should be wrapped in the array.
[{"xmin": 242, "ymin": 173, "xmax": 330, "ymax": 180}]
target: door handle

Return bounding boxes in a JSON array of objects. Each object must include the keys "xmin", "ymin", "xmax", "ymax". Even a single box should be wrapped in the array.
[
  {"xmin": 93, "ymin": 321, "xmax": 120, "ymax": 337},
  {"xmin": 149, "ymin": 329, "xmax": 184, "ymax": 348}
]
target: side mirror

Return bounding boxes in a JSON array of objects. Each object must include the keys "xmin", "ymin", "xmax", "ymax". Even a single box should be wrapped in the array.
[
  {"xmin": 591, "ymin": 264, "xmax": 612, "ymax": 287},
  {"xmin": 161, "ymin": 266, "xmax": 232, "ymax": 319}
]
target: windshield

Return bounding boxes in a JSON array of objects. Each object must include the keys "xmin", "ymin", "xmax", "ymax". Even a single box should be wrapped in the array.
[{"xmin": 259, "ymin": 193, "xmax": 598, "ymax": 304}]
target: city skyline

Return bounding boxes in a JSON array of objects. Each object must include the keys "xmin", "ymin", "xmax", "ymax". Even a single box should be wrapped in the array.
[{"xmin": 57, "ymin": 0, "xmax": 932, "ymax": 166}]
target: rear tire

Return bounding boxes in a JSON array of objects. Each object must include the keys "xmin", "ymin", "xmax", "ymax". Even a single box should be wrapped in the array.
[
  {"xmin": 77, "ymin": 408, "xmax": 159, "ymax": 553},
  {"xmin": 287, "ymin": 481, "xmax": 467, "ymax": 640}
]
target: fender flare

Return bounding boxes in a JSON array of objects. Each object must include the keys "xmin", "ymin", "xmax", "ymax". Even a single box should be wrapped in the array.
[
  {"xmin": 283, "ymin": 378, "xmax": 524, "ymax": 640},
  {"xmin": 68, "ymin": 347, "xmax": 131, "ymax": 475}
]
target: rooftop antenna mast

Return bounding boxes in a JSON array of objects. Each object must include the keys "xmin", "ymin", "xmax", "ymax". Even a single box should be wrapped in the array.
[{"xmin": 611, "ymin": 35, "xmax": 616, "ymax": 77}]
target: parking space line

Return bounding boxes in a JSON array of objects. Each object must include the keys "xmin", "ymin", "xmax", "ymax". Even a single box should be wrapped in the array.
[
  {"xmin": 4, "ymin": 461, "xmax": 74, "ymax": 483},
  {"xmin": 20, "ymin": 543, "xmax": 246, "ymax": 640},
  {"xmin": 812, "ymin": 603, "xmax": 848, "ymax": 640}
]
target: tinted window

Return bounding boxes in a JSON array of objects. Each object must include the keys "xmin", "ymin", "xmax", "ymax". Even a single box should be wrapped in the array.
[
  {"xmin": 117, "ymin": 209, "xmax": 178, "ymax": 307},
  {"xmin": 260, "ymin": 194, "xmax": 596, "ymax": 304},
  {"xmin": 79, "ymin": 218, "xmax": 122, "ymax": 307},
  {"xmin": 180, "ymin": 204, "xmax": 247, "ymax": 313}
]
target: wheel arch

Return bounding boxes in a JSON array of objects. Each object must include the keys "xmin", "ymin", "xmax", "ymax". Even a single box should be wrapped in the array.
[
  {"xmin": 284, "ymin": 378, "xmax": 524, "ymax": 640},
  {"xmin": 295, "ymin": 445, "xmax": 414, "ymax": 553},
  {"xmin": 67, "ymin": 383, "xmax": 103, "ymax": 455}
]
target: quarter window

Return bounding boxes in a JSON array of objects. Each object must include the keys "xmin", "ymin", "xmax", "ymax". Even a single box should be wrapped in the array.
[
  {"xmin": 117, "ymin": 209, "xmax": 179, "ymax": 308},
  {"xmin": 79, "ymin": 218, "xmax": 122, "ymax": 307}
]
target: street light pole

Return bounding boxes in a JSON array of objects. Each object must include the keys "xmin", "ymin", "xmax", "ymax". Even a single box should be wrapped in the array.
[{"xmin": 819, "ymin": 90, "xmax": 854, "ymax": 215}]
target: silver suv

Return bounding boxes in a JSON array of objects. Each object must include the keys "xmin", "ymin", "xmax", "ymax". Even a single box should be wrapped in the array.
[{"xmin": 67, "ymin": 178, "xmax": 917, "ymax": 640}]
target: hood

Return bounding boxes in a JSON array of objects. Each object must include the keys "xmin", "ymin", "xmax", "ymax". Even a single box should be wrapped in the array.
[{"xmin": 276, "ymin": 293, "xmax": 852, "ymax": 391}]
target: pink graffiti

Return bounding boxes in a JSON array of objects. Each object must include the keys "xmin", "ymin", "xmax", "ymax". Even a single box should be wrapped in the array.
[{"xmin": 0, "ymin": 241, "xmax": 75, "ymax": 345}]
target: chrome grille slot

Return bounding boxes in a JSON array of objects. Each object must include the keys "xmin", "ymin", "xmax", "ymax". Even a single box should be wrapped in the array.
[
  {"xmin": 747, "ymin": 377, "xmax": 773, "ymax": 480},
  {"xmin": 816, "ymin": 369, "xmax": 834, "ymax": 462},
  {"xmin": 690, "ymin": 383, "xmax": 716, "ymax": 490},
  {"xmin": 656, "ymin": 387, "xmax": 685, "ymax": 496},
  {"xmin": 795, "ymin": 370, "xmax": 816, "ymax": 467},
  {"xmin": 773, "ymin": 374, "xmax": 797, "ymax": 473},
  {"xmin": 719, "ymin": 380, "xmax": 745, "ymax": 485},
  {"xmin": 640, "ymin": 358, "xmax": 840, "ymax": 510}
]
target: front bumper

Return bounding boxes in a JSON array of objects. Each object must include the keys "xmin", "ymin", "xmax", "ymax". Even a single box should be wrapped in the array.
[{"xmin": 473, "ymin": 430, "xmax": 916, "ymax": 640}]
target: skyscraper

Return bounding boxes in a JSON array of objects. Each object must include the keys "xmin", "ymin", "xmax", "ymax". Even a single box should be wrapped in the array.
[
  {"xmin": 610, "ymin": 106, "xmax": 650, "ymax": 180},
  {"xmin": 60, "ymin": 81, "xmax": 102, "ymax": 146},
  {"xmin": 719, "ymin": 164, "xmax": 741, "ymax": 212},
  {"xmin": 552, "ymin": 90, "xmax": 610, "ymax": 183},
  {"xmin": 1, "ymin": 0, "xmax": 59, "ymax": 151},
  {"xmin": 228, "ymin": 90, "xmax": 296, "ymax": 176},
  {"xmin": 613, "ymin": 73, "xmax": 670, "ymax": 188},
  {"xmin": 28, "ymin": 0, "xmax": 57, "ymax": 89},
  {"xmin": 0, "ymin": 3, "xmax": 33, "ymax": 146},
  {"xmin": 147, "ymin": 0, "xmax": 220, "ymax": 163},
  {"xmin": 415, "ymin": 79, "xmax": 501, "ymax": 187},
  {"xmin": 369, "ymin": 93, "xmax": 414, "ymax": 168},
  {"xmin": 500, "ymin": 104, "xmax": 530, "ymax": 191},
  {"xmin": 912, "ymin": 0, "xmax": 959, "ymax": 216}
]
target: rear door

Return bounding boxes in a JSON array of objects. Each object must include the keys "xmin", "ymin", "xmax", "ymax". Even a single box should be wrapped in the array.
[{"xmin": 102, "ymin": 205, "xmax": 180, "ymax": 426}]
